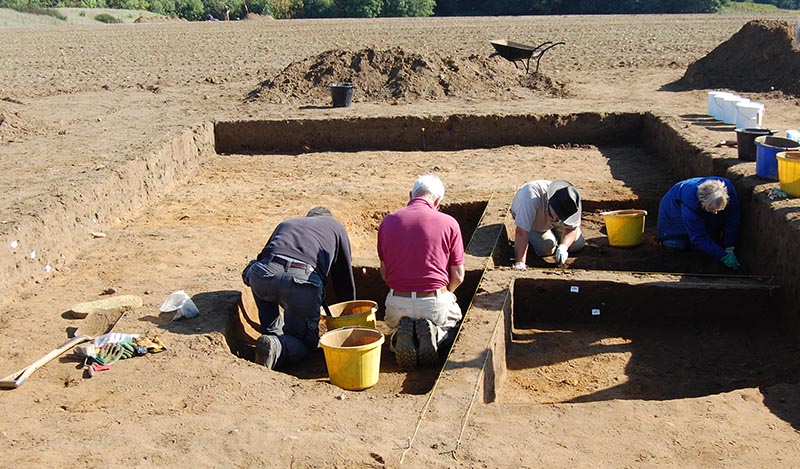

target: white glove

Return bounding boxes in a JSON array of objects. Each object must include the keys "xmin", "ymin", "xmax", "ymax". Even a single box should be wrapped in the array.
[
  {"xmin": 512, "ymin": 261, "xmax": 527, "ymax": 270},
  {"xmin": 554, "ymin": 245, "xmax": 569, "ymax": 265}
]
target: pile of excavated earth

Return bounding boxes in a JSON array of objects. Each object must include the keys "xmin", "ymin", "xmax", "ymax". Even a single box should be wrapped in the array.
[
  {"xmin": 249, "ymin": 46, "xmax": 571, "ymax": 104},
  {"xmin": 677, "ymin": 19, "xmax": 800, "ymax": 96}
]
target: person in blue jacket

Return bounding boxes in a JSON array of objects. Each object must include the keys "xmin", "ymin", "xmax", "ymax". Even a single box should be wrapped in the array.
[
  {"xmin": 657, "ymin": 177, "xmax": 742, "ymax": 269},
  {"xmin": 242, "ymin": 206, "xmax": 356, "ymax": 370}
]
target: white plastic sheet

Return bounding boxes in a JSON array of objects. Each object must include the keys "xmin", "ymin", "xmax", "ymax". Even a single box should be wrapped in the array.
[{"xmin": 160, "ymin": 290, "xmax": 200, "ymax": 321}]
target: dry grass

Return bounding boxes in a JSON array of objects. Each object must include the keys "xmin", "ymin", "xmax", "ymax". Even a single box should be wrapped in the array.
[{"xmin": 0, "ymin": 7, "xmax": 162, "ymax": 27}]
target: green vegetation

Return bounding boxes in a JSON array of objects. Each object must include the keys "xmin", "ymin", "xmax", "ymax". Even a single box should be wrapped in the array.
[
  {"xmin": 724, "ymin": 1, "xmax": 790, "ymax": 12},
  {"xmin": 94, "ymin": 11, "xmax": 120, "ymax": 21},
  {"xmin": 436, "ymin": 0, "xmax": 731, "ymax": 15},
  {"xmin": 0, "ymin": 0, "xmax": 797, "ymax": 22},
  {"xmin": 9, "ymin": 3, "xmax": 66, "ymax": 20},
  {"xmin": 267, "ymin": 0, "xmax": 433, "ymax": 18}
]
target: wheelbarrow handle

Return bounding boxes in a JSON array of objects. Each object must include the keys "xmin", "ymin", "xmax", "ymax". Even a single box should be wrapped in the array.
[
  {"xmin": 0, "ymin": 335, "xmax": 91, "ymax": 389},
  {"xmin": 532, "ymin": 41, "xmax": 555, "ymax": 49}
]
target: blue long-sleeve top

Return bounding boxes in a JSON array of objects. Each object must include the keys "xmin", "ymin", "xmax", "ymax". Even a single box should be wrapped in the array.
[
  {"xmin": 657, "ymin": 177, "xmax": 741, "ymax": 260},
  {"xmin": 253, "ymin": 215, "xmax": 356, "ymax": 302}
]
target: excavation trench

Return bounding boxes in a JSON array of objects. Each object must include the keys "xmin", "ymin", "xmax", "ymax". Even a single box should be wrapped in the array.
[
  {"xmin": 503, "ymin": 274, "xmax": 789, "ymax": 404},
  {"xmin": 216, "ymin": 111, "xmax": 800, "ymax": 406},
  {"xmin": 226, "ymin": 201, "xmax": 488, "ymax": 395}
]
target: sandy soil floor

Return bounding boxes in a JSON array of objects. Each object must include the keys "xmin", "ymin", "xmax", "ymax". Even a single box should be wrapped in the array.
[{"xmin": 1, "ymin": 12, "xmax": 800, "ymax": 468}]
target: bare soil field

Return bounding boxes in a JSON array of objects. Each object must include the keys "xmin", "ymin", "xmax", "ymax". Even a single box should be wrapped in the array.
[{"xmin": 1, "ymin": 12, "xmax": 800, "ymax": 468}]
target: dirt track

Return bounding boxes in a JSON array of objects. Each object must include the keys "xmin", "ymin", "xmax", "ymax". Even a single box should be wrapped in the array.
[{"xmin": 2, "ymin": 12, "xmax": 800, "ymax": 468}]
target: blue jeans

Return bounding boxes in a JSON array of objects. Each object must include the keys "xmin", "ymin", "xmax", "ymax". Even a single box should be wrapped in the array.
[{"xmin": 243, "ymin": 257, "xmax": 324, "ymax": 368}]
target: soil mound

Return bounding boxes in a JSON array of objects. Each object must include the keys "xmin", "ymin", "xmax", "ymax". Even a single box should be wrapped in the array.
[
  {"xmin": 243, "ymin": 13, "xmax": 273, "ymax": 20},
  {"xmin": 676, "ymin": 19, "xmax": 800, "ymax": 95},
  {"xmin": 133, "ymin": 15, "xmax": 186, "ymax": 23},
  {"xmin": 248, "ymin": 47, "xmax": 570, "ymax": 104}
]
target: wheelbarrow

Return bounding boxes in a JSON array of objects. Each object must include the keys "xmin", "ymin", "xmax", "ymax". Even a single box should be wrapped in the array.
[{"xmin": 489, "ymin": 39, "xmax": 565, "ymax": 74}]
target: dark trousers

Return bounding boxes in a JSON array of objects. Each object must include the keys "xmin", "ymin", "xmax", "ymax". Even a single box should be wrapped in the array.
[{"xmin": 243, "ymin": 257, "xmax": 324, "ymax": 368}]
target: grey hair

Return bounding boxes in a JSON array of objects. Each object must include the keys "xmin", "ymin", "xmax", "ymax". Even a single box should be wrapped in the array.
[
  {"xmin": 411, "ymin": 174, "xmax": 445, "ymax": 202},
  {"xmin": 306, "ymin": 206, "xmax": 332, "ymax": 217},
  {"xmin": 697, "ymin": 179, "xmax": 729, "ymax": 212}
]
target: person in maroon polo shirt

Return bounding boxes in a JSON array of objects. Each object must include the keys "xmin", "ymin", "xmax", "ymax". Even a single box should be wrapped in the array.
[{"xmin": 377, "ymin": 174, "xmax": 465, "ymax": 370}]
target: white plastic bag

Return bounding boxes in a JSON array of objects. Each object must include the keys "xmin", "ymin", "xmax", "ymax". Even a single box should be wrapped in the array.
[
  {"xmin": 160, "ymin": 290, "xmax": 200, "ymax": 321},
  {"xmin": 94, "ymin": 332, "xmax": 140, "ymax": 347}
]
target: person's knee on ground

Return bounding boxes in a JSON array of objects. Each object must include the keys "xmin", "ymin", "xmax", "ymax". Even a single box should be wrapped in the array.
[
  {"xmin": 661, "ymin": 237, "xmax": 690, "ymax": 252},
  {"xmin": 566, "ymin": 229, "xmax": 586, "ymax": 253},
  {"xmin": 529, "ymin": 229, "xmax": 558, "ymax": 257},
  {"xmin": 529, "ymin": 228, "xmax": 585, "ymax": 257},
  {"xmin": 384, "ymin": 276, "xmax": 462, "ymax": 371},
  {"xmin": 277, "ymin": 333, "xmax": 314, "ymax": 366}
]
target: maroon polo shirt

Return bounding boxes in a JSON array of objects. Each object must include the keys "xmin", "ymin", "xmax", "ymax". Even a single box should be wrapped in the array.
[{"xmin": 377, "ymin": 197, "xmax": 464, "ymax": 292}]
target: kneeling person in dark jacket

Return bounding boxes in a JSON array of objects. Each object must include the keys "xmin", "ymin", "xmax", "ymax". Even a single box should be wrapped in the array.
[{"xmin": 242, "ymin": 207, "xmax": 356, "ymax": 369}]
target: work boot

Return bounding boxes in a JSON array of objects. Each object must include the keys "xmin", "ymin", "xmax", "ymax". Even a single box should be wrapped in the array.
[
  {"xmin": 415, "ymin": 318, "xmax": 438, "ymax": 366},
  {"xmin": 394, "ymin": 316, "xmax": 417, "ymax": 370},
  {"xmin": 255, "ymin": 334, "xmax": 280, "ymax": 370}
]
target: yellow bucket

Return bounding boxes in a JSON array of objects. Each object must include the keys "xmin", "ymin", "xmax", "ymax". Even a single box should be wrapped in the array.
[
  {"xmin": 601, "ymin": 209, "xmax": 647, "ymax": 247},
  {"xmin": 321, "ymin": 300, "xmax": 378, "ymax": 331},
  {"xmin": 319, "ymin": 327, "xmax": 384, "ymax": 391},
  {"xmin": 777, "ymin": 151, "xmax": 800, "ymax": 197}
]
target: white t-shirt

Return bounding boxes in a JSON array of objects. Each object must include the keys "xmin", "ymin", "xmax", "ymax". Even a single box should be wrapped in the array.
[{"xmin": 510, "ymin": 180, "xmax": 581, "ymax": 232}]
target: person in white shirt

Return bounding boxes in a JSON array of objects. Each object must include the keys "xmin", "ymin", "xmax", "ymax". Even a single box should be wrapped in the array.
[{"xmin": 510, "ymin": 179, "xmax": 584, "ymax": 269}]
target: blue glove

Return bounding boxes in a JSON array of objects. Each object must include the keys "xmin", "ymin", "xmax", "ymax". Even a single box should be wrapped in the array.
[{"xmin": 721, "ymin": 251, "xmax": 741, "ymax": 270}]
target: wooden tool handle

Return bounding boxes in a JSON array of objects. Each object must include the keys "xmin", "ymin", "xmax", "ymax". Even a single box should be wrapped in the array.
[{"xmin": 0, "ymin": 334, "xmax": 91, "ymax": 389}]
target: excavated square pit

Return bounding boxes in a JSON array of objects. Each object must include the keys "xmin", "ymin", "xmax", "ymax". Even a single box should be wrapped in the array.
[
  {"xmin": 215, "ymin": 111, "xmax": 743, "ymax": 275},
  {"xmin": 227, "ymin": 201, "xmax": 487, "ymax": 395},
  {"xmin": 216, "ymin": 110, "xmax": 792, "ymax": 402},
  {"xmin": 501, "ymin": 276, "xmax": 795, "ymax": 404}
]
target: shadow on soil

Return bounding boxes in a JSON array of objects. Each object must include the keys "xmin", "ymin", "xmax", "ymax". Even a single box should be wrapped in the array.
[
  {"xmin": 679, "ymin": 113, "xmax": 736, "ymax": 133},
  {"xmin": 509, "ymin": 275, "xmax": 800, "ymax": 429},
  {"xmin": 138, "ymin": 290, "xmax": 239, "ymax": 335},
  {"xmin": 513, "ymin": 320, "xmax": 800, "ymax": 400}
]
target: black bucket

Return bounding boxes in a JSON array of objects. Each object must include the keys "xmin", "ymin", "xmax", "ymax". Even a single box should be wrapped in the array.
[
  {"xmin": 735, "ymin": 128, "xmax": 774, "ymax": 161},
  {"xmin": 329, "ymin": 82, "xmax": 354, "ymax": 108}
]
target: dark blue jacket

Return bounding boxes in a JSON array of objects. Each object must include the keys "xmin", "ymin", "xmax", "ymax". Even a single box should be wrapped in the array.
[
  {"xmin": 253, "ymin": 215, "xmax": 355, "ymax": 302},
  {"xmin": 657, "ymin": 177, "xmax": 741, "ymax": 260}
]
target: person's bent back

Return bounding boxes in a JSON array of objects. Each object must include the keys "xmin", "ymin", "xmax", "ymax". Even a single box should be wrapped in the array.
[{"xmin": 242, "ymin": 206, "xmax": 356, "ymax": 370}]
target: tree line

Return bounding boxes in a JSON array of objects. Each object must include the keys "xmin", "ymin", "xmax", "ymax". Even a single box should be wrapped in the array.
[{"xmin": 1, "ymin": 0, "xmax": 798, "ymax": 22}]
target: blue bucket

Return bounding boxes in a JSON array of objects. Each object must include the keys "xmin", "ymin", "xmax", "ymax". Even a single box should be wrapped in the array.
[{"xmin": 755, "ymin": 135, "xmax": 800, "ymax": 180}]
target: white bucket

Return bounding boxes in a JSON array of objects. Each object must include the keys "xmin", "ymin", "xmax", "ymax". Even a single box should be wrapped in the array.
[
  {"xmin": 707, "ymin": 91, "xmax": 728, "ymax": 117},
  {"xmin": 712, "ymin": 92, "xmax": 733, "ymax": 121},
  {"xmin": 735, "ymin": 101, "xmax": 764, "ymax": 129},
  {"xmin": 722, "ymin": 95, "xmax": 748, "ymax": 125}
]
